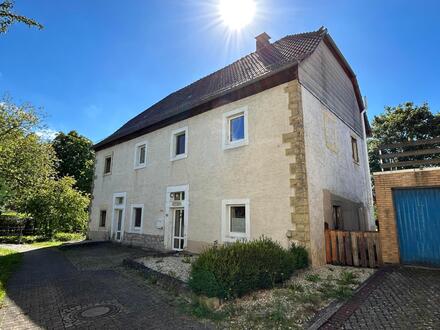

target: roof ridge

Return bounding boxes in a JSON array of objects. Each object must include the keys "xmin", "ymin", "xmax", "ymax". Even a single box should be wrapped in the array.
[{"xmin": 161, "ymin": 27, "xmax": 326, "ymax": 97}]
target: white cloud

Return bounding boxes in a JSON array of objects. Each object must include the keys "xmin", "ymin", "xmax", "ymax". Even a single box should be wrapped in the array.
[{"xmin": 35, "ymin": 128, "xmax": 58, "ymax": 141}]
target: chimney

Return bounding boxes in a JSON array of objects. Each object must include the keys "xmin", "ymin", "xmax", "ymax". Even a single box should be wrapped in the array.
[{"xmin": 255, "ymin": 32, "xmax": 271, "ymax": 51}]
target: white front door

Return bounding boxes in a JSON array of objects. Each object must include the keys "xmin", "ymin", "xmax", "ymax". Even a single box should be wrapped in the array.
[
  {"xmin": 172, "ymin": 208, "xmax": 185, "ymax": 250},
  {"xmin": 165, "ymin": 185, "xmax": 189, "ymax": 251},
  {"xmin": 115, "ymin": 209, "xmax": 124, "ymax": 241},
  {"xmin": 111, "ymin": 192, "xmax": 126, "ymax": 242}
]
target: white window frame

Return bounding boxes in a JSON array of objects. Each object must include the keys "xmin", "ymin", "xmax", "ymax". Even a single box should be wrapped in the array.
[
  {"xmin": 221, "ymin": 199, "xmax": 250, "ymax": 243},
  {"xmin": 170, "ymin": 127, "xmax": 188, "ymax": 161},
  {"xmin": 222, "ymin": 107, "xmax": 249, "ymax": 150},
  {"xmin": 133, "ymin": 141, "xmax": 148, "ymax": 170},
  {"xmin": 103, "ymin": 154, "xmax": 113, "ymax": 175},
  {"xmin": 130, "ymin": 204, "xmax": 144, "ymax": 232}
]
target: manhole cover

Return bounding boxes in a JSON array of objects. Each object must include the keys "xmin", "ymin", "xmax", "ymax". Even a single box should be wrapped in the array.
[
  {"xmin": 80, "ymin": 306, "xmax": 111, "ymax": 318},
  {"xmin": 61, "ymin": 300, "xmax": 123, "ymax": 327}
]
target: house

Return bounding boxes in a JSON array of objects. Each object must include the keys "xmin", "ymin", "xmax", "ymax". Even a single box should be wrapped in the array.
[{"xmin": 88, "ymin": 27, "xmax": 374, "ymax": 266}]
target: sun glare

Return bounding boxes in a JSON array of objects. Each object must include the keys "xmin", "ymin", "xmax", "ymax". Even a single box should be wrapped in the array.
[{"xmin": 219, "ymin": 0, "xmax": 256, "ymax": 30}]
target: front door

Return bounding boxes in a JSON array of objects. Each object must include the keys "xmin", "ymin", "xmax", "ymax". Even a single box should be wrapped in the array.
[
  {"xmin": 173, "ymin": 208, "xmax": 185, "ymax": 250},
  {"xmin": 115, "ymin": 209, "xmax": 124, "ymax": 241}
]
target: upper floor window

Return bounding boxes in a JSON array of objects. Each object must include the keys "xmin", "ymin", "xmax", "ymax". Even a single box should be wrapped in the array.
[
  {"xmin": 104, "ymin": 155, "xmax": 112, "ymax": 174},
  {"xmin": 134, "ymin": 141, "xmax": 147, "ymax": 169},
  {"xmin": 351, "ymin": 136, "xmax": 359, "ymax": 163},
  {"xmin": 223, "ymin": 107, "xmax": 248, "ymax": 150},
  {"xmin": 170, "ymin": 127, "xmax": 188, "ymax": 161}
]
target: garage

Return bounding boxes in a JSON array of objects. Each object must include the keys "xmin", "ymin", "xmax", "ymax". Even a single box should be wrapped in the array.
[{"xmin": 393, "ymin": 188, "xmax": 440, "ymax": 267}]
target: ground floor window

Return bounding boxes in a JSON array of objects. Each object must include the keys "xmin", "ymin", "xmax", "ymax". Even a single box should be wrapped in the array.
[
  {"xmin": 99, "ymin": 210, "xmax": 107, "ymax": 227},
  {"xmin": 222, "ymin": 199, "xmax": 250, "ymax": 242},
  {"xmin": 131, "ymin": 204, "xmax": 144, "ymax": 231}
]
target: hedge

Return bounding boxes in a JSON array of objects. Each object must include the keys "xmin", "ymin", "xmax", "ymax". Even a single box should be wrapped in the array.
[{"xmin": 188, "ymin": 237, "xmax": 308, "ymax": 299}]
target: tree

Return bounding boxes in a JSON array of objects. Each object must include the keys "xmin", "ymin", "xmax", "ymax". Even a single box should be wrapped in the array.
[
  {"xmin": 24, "ymin": 176, "xmax": 89, "ymax": 237},
  {"xmin": 368, "ymin": 102, "xmax": 440, "ymax": 172},
  {"xmin": 0, "ymin": 0, "xmax": 43, "ymax": 34},
  {"xmin": 0, "ymin": 98, "xmax": 55, "ymax": 209},
  {"xmin": 52, "ymin": 131, "xmax": 95, "ymax": 194}
]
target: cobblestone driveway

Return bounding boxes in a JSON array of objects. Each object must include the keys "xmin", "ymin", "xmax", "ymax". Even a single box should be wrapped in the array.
[
  {"xmin": 321, "ymin": 267, "xmax": 440, "ymax": 329},
  {"xmin": 0, "ymin": 244, "xmax": 210, "ymax": 329}
]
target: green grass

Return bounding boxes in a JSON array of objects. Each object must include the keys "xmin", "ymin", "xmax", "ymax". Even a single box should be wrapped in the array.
[
  {"xmin": 0, "ymin": 248, "xmax": 22, "ymax": 305},
  {"xmin": 30, "ymin": 241, "xmax": 64, "ymax": 248}
]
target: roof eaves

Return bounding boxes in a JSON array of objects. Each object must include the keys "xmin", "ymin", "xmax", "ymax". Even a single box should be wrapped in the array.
[{"xmin": 93, "ymin": 60, "xmax": 300, "ymax": 151}]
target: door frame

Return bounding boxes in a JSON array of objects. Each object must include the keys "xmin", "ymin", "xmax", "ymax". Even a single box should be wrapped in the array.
[
  {"xmin": 165, "ymin": 185, "xmax": 189, "ymax": 250},
  {"xmin": 111, "ymin": 192, "xmax": 127, "ymax": 242}
]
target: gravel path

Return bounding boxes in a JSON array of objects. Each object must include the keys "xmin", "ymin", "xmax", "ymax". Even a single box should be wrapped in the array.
[{"xmin": 136, "ymin": 255, "xmax": 197, "ymax": 282}]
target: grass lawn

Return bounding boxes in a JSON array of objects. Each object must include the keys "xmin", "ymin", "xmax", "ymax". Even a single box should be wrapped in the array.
[{"xmin": 0, "ymin": 248, "xmax": 22, "ymax": 305}]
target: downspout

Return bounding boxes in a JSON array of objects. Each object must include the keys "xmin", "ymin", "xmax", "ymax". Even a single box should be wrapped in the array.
[{"xmin": 360, "ymin": 108, "xmax": 375, "ymax": 230}]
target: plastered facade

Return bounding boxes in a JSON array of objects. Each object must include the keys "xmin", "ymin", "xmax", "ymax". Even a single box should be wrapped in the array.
[
  {"xmin": 301, "ymin": 85, "xmax": 373, "ymax": 265},
  {"xmin": 89, "ymin": 83, "xmax": 294, "ymax": 251}
]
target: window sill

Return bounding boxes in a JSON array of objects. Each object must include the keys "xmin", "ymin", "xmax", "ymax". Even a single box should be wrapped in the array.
[
  {"xmin": 134, "ymin": 164, "xmax": 147, "ymax": 170},
  {"xmin": 223, "ymin": 234, "xmax": 249, "ymax": 242},
  {"xmin": 223, "ymin": 139, "xmax": 248, "ymax": 150},
  {"xmin": 170, "ymin": 153, "xmax": 188, "ymax": 162},
  {"xmin": 103, "ymin": 172, "xmax": 112, "ymax": 177}
]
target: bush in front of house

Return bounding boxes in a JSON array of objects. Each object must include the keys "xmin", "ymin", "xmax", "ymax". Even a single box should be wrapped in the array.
[
  {"xmin": 289, "ymin": 243, "xmax": 309, "ymax": 269},
  {"xmin": 188, "ymin": 237, "xmax": 308, "ymax": 299}
]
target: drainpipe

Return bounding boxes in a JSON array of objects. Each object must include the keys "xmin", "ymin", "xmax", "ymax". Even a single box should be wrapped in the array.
[{"xmin": 361, "ymin": 107, "xmax": 375, "ymax": 230}]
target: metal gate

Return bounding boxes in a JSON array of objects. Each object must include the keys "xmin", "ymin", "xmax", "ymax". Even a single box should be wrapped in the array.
[{"xmin": 393, "ymin": 188, "xmax": 440, "ymax": 267}]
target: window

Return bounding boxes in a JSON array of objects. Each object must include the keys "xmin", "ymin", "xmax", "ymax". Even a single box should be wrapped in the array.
[
  {"xmin": 332, "ymin": 205, "xmax": 343, "ymax": 230},
  {"xmin": 134, "ymin": 141, "xmax": 147, "ymax": 169},
  {"xmin": 222, "ymin": 199, "xmax": 250, "ymax": 242},
  {"xmin": 230, "ymin": 206, "xmax": 246, "ymax": 233},
  {"xmin": 351, "ymin": 136, "xmax": 359, "ymax": 163},
  {"xmin": 170, "ymin": 127, "xmax": 188, "ymax": 161},
  {"xmin": 131, "ymin": 204, "xmax": 144, "ymax": 231},
  {"xmin": 99, "ymin": 210, "xmax": 107, "ymax": 227},
  {"xmin": 116, "ymin": 196, "xmax": 124, "ymax": 205},
  {"xmin": 223, "ymin": 107, "xmax": 248, "ymax": 150},
  {"xmin": 104, "ymin": 155, "xmax": 112, "ymax": 174}
]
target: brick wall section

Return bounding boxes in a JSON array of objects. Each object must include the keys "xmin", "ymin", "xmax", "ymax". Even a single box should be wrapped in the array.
[
  {"xmin": 374, "ymin": 168, "xmax": 440, "ymax": 264},
  {"xmin": 282, "ymin": 80, "xmax": 311, "ymax": 252}
]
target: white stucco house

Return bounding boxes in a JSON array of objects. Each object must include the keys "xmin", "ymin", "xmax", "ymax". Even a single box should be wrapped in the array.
[{"xmin": 88, "ymin": 27, "xmax": 374, "ymax": 265}]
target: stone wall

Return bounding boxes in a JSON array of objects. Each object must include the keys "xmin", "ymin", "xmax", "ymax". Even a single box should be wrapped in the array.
[
  {"xmin": 282, "ymin": 80, "xmax": 311, "ymax": 252},
  {"xmin": 123, "ymin": 232, "xmax": 165, "ymax": 251},
  {"xmin": 374, "ymin": 168, "xmax": 440, "ymax": 264}
]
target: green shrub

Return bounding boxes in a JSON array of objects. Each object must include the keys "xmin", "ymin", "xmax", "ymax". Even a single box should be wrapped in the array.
[
  {"xmin": 189, "ymin": 237, "xmax": 307, "ymax": 299},
  {"xmin": 289, "ymin": 243, "xmax": 309, "ymax": 269},
  {"xmin": 53, "ymin": 232, "xmax": 84, "ymax": 242}
]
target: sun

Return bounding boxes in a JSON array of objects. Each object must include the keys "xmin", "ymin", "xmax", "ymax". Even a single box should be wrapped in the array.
[{"xmin": 218, "ymin": 0, "xmax": 256, "ymax": 30}]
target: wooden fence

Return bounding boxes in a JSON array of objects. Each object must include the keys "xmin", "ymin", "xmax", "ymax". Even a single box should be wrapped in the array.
[
  {"xmin": 325, "ymin": 230, "xmax": 382, "ymax": 268},
  {"xmin": 379, "ymin": 136, "xmax": 440, "ymax": 171}
]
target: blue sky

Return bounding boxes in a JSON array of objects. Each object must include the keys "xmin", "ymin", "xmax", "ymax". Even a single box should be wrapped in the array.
[{"xmin": 1, "ymin": 0, "xmax": 439, "ymax": 142}]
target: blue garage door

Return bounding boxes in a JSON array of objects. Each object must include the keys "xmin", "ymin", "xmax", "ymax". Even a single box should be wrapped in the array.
[{"xmin": 393, "ymin": 188, "xmax": 440, "ymax": 267}]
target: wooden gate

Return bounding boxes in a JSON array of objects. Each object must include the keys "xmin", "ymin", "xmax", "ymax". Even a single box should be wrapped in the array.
[{"xmin": 325, "ymin": 230, "xmax": 382, "ymax": 268}]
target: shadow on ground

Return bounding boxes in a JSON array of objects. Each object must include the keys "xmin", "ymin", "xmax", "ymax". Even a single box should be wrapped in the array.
[{"xmin": 0, "ymin": 242, "xmax": 211, "ymax": 329}]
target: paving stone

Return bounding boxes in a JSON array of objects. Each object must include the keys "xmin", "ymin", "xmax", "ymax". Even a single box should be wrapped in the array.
[
  {"xmin": 321, "ymin": 267, "xmax": 440, "ymax": 329},
  {"xmin": 0, "ymin": 246, "xmax": 211, "ymax": 329}
]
